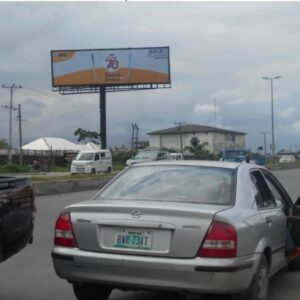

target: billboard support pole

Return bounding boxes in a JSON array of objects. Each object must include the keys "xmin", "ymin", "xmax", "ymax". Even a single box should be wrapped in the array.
[{"xmin": 100, "ymin": 87, "xmax": 106, "ymax": 149}]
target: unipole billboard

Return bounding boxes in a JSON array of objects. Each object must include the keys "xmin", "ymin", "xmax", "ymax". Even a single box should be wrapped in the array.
[{"xmin": 51, "ymin": 47, "xmax": 170, "ymax": 87}]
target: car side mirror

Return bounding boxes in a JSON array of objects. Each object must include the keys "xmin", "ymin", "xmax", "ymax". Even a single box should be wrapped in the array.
[{"xmin": 295, "ymin": 196, "xmax": 300, "ymax": 207}]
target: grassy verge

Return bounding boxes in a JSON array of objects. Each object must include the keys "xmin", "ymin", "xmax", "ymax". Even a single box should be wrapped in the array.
[{"xmin": 31, "ymin": 173, "xmax": 114, "ymax": 182}]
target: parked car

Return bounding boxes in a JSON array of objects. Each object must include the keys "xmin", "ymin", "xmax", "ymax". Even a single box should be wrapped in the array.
[
  {"xmin": 0, "ymin": 176, "xmax": 35, "ymax": 263},
  {"xmin": 279, "ymin": 154, "xmax": 296, "ymax": 164},
  {"xmin": 52, "ymin": 161, "xmax": 300, "ymax": 300},
  {"xmin": 71, "ymin": 150, "xmax": 112, "ymax": 174},
  {"xmin": 125, "ymin": 150, "xmax": 170, "ymax": 166},
  {"xmin": 170, "ymin": 152, "xmax": 184, "ymax": 160}
]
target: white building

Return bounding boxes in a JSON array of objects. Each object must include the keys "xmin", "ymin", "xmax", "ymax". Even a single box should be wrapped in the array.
[
  {"xmin": 148, "ymin": 124, "xmax": 246, "ymax": 154},
  {"xmin": 22, "ymin": 137, "xmax": 100, "ymax": 151}
]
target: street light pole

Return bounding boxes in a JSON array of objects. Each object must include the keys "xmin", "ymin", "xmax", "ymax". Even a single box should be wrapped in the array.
[{"xmin": 262, "ymin": 76, "xmax": 281, "ymax": 165}]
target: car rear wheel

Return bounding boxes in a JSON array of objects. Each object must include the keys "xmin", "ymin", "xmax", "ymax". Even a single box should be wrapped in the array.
[
  {"xmin": 90, "ymin": 168, "xmax": 96, "ymax": 174},
  {"xmin": 72, "ymin": 282, "xmax": 112, "ymax": 300},
  {"xmin": 288, "ymin": 257, "xmax": 300, "ymax": 271},
  {"xmin": 233, "ymin": 255, "xmax": 269, "ymax": 300},
  {"xmin": 0, "ymin": 233, "xmax": 4, "ymax": 262},
  {"xmin": 106, "ymin": 167, "xmax": 112, "ymax": 174}
]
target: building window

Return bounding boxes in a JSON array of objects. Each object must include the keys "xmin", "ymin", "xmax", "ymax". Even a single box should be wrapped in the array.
[{"xmin": 225, "ymin": 134, "xmax": 235, "ymax": 143}]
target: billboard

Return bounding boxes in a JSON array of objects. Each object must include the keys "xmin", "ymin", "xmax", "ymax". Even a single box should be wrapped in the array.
[{"xmin": 51, "ymin": 47, "xmax": 170, "ymax": 87}]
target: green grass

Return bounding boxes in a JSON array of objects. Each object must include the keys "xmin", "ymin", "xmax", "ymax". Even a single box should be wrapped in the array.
[
  {"xmin": 0, "ymin": 163, "xmax": 31, "ymax": 173},
  {"xmin": 113, "ymin": 162, "xmax": 126, "ymax": 171}
]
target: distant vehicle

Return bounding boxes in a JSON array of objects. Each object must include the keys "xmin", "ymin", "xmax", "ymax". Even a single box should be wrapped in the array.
[
  {"xmin": 52, "ymin": 161, "xmax": 300, "ymax": 300},
  {"xmin": 221, "ymin": 148, "xmax": 265, "ymax": 165},
  {"xmin": 0, "ymin": 176, "xmax": 35, "ymax": 263},
  {"xmin": 71, "ymin": 150, "xmax": 112, "ymax": 174},
  {"xmin": 126, "ymin": 150, "xmax": 170, "ymax": 166},
  {"xmin": 170, "ymin": 153, "xmax": 184, "ymax": 160},
  {"xmin": 279, "ymin": 154, "xmax": 296, "ymax": 164}
]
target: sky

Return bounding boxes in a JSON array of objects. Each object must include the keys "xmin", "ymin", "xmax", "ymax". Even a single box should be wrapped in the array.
[{"xmin": 0, "ymin": 1, "xmax": 300, "ymax": 152}]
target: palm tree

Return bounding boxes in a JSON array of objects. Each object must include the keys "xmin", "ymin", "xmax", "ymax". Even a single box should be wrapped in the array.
[{"xmin": 185, "ymin": 137, "xmax": 208, "ymax": 155}]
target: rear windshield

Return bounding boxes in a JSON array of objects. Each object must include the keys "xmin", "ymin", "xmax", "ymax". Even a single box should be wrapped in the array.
[{"xmin": 97, "ymin": 165, "xmax": 235, "ymax": 205}]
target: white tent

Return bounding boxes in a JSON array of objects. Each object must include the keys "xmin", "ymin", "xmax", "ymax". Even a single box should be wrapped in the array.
[{"xmin": 22, "ymin": 137, "xmax": 101, "ymax": 151}]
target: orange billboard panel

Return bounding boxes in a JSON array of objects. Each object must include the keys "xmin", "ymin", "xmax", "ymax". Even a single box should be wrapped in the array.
[{"xmin": 51, "ymin": 47, "xmax": 170, "ymax": 87}]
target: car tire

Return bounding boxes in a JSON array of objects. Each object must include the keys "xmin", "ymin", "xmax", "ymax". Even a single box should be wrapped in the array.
[
  {"xmin": 288, "ymin": 257, "xmax": 300, "ymax": 271},
  {"xmin": 0, "ymin": 233, "xmax": 4, "ymax": 263},
  {"xmin": 73, "ymin": 282, "xmax": 112, "ymax": 300},
  {"xmin": 90, "ymin": 168, "xmax": 96, "ymax": 174},
  {"xmin": 106, "ymin": 167, "xmax": 112, "ymax": 174},
  {"xmin": 233, "ymin": 255, "xmax": 269, "ymax": 300}
]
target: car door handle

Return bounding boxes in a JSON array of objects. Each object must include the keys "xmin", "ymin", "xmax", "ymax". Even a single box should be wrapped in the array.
[{"xmin": 265, "ymin": 216, "xmax": 273, "ymax": 224}]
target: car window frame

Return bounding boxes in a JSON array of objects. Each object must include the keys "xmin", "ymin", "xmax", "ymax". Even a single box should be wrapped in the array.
[
  {"xmin": 250, "ymin": 169, "xmax": 277, "ymax": 210},
  {"xmin": 260, "ymin": 169, "xmax": 294, "ymax": 214}
]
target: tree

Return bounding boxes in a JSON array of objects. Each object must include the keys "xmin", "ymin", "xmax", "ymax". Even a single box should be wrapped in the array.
[
  {"xmin": 74, "ymin": 128, "xmax": 100, "ymax": 144},
  {"xmin": 185, "ymin": 136, "xmax": 208, "ymax": 155},
  {"xmin": 0, "ymin": 139, "xmax": 8, "ymax": 149}
]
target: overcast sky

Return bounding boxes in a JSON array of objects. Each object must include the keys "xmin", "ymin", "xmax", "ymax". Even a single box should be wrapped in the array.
[{"xmin": 0, "ymin": 1, "xmax": 300, "ymax": 151}]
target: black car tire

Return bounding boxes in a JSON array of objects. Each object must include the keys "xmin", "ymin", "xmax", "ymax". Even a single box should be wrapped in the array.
[
  {"xmin": 0, "ymin": 233, "xmax": 4, "ymax": 262},
  {"xmin": 73, "ymin": 282, "xmax": 112, "ymax": 300},
  {"xmin": 106, "ymin": 167, "xmax": 112, "ymax": 174},
  {"xmin": 288, "ymin": 257, "xmax": 300, "ymax": 271},
  {"xmin": 233, "ymin": 255, "xmax": 269, "ymax": 300},
  {"xmin": 90, "ymin": 168, "xmax": 96, "ymax": 174}
]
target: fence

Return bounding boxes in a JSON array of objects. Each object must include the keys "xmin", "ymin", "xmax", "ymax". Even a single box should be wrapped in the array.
[{"xmin": 0, "ymin": 149, "xmax": 79, "ymax": 166}]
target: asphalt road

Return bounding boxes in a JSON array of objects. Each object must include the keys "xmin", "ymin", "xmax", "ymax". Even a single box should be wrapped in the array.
[{"xmin": 0, "ymin": 168, "xmax": 300, "ymax": 300}]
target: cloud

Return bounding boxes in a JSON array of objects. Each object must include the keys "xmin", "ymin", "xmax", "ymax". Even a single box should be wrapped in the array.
[
  {"xmin": 194, "ymin": 103, "xmax": 220, "ymax": 115},
  {"xmin": 280, "ymin": 106, "xmax": 297, "ymax": 119},
  {"xmin": 211, "ymin": 88, "xmax": 246, "ymax": 105},
  {"xmin": 1, "ymin": 2, "xmax": 300, "ymax": 150},
  {"xmin": 292, "ymin": 120, "xmax": 300, "ymax": 133}
]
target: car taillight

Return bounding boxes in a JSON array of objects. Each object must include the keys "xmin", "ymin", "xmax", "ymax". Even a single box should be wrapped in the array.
[
  {"xmin": 54, "ymin": 212, "xmax": 77, "ymax": 247},
  {"xmin": 198, "ymin": 221, "xmax": 237, "ymax": 258}
]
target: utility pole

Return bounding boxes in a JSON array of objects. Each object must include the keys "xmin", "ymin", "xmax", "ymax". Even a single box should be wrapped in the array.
[
  {"xmin": 131, "ymin": 123, "xmax": 139, "ymax": 152},
  {"xmin": 174, "ymin": 121, "xmax": 186, "ymax": 153},
  {"xmin": 16, "ymin": 104, "xmax": 25, "ymax": 166},
  {"xmin": 259, "ymin": 132, "xmax": 269, "ymax": 156},
  {"xmin": 2, "ymin": 84, "xmax": 22, "ymax": 163}
]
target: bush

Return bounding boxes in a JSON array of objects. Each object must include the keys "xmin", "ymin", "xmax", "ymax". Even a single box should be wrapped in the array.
[
  {"xmin": 0, "ymin": 163, "xmax": 31, "ymax": 173},
  {"xmin": 112, "ymin": 151, "xmax": 136, "ymax": 164}
]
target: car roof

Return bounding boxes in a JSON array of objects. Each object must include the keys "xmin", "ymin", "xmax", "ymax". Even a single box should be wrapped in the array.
[
  {"xmin": 133, "ymin": 160, "xmax": 245, "ymax": 169},
  {"xmin": 79, "ymin": 149, "xmax": 109, "ymax": 153},
  {"xmin": 133, "ymin": 160, "xmax": 269, "ymax": 172}
]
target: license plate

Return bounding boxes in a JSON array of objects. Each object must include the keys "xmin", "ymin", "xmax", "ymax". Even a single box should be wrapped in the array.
[{"xmin": 114, "ymin": 228, "xmax": 152, "ymax": 250}]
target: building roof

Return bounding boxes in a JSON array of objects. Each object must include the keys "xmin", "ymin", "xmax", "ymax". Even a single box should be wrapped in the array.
[
  {"xmin": 148, "ymin": 124, "xmax": 246, "ymax": 135},
  {"xmin": 22, "ymin": 137, "xmax": 101, "ymax": 151}
]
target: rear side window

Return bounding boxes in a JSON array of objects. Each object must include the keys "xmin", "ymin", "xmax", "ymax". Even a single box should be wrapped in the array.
[
  {"xmin": 98, "ymin": 165, "xmax": 235, "ymax": 205},
  {"xmin": 250, "ymin": 170, "xmax": 276, "ymax": 209}
]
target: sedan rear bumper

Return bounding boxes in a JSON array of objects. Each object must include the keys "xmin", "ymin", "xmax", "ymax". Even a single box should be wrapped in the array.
[{"xmin": 52, "ymin": 247, "xmax": 260, "ymax": 294}]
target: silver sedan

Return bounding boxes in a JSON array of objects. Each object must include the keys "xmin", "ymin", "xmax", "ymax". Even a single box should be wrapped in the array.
[{"xmin": 52, "ymin": 161, "xmax": 300, "ymax": 300}]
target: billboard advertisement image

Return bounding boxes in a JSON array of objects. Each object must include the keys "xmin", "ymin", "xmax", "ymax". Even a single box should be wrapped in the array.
[{"xmin": 51, "ymin": 47, "xmax": 170, "ymax": 87}]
